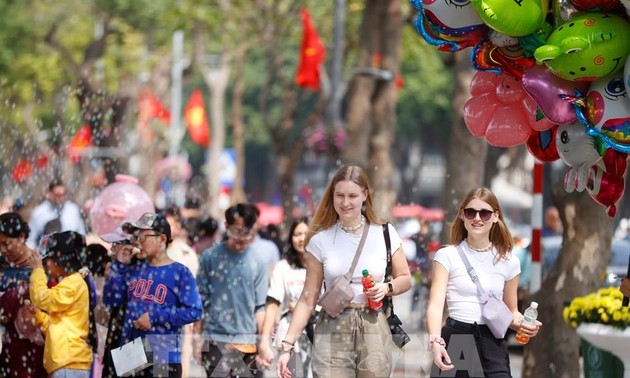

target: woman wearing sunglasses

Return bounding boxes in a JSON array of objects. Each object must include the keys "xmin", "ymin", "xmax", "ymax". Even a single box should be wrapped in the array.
[{"xmin": 426, "ymin": 187, "xmax": 541, "ymax": 377}]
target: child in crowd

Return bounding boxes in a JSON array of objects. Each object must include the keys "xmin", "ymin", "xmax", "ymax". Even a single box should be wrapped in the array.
[{"xmin": 26, "ymin": 231, "xmax": 96, "ymax": 378}]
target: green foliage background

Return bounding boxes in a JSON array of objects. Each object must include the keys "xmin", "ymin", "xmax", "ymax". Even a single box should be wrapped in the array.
[{"xmin": 0, "ymin": 0, "xmax": 453, "ymax": 197}]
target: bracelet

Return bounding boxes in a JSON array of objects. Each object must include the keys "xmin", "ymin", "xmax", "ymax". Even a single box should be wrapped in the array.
[
  {"xmin": 427, "ymin": 334, "xmax": 446, "ymax": 351},
  {"xmin": 281, "ymin": 339, "xmax": 295, "ymax": 346}
]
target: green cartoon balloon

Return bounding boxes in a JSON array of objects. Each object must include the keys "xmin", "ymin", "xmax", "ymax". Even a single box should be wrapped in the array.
[
  {"xmin": 471, "ymin": 0, "xmax": 549, "ymax": 37},
  {"xmin": 534, "ymin": 13, "xmax": 630, "ymax": 82}
]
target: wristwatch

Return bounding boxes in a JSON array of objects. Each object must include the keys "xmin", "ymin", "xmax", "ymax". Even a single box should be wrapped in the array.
[
  {"xmin": 277, "ymin": 340, "xmax": 295, "ymax": 354},
  {"xmin": 387, "ymin": 282, "xmax": 394, "ymax": 294}
]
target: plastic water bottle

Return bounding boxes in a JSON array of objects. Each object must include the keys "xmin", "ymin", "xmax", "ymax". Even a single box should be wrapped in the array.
[
  {"xmin": 361, "ymin": 269, "xmax": 383, "ymax": 311},
  {"xmin": 516, "ymin": 302, "xmax": 539, "ymax": 344}
]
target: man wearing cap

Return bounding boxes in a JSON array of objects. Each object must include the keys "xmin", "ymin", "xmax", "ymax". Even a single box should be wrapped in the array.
[
  {"xmin": 103, "ymin": 212, "xmax": 202, "ymax": 377},
  {"xmin": 0, "ymin": 212, "xmax": 46, "ymax": 378},
  {"xmin": 195, "ymin": 203, "xmax": 268, "ymax": 378}
]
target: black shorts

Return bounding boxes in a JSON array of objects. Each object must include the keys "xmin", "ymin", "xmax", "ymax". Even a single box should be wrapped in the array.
[{"xmin": 430, "ymin": 317, "xmax": 512, "ymax": 378}]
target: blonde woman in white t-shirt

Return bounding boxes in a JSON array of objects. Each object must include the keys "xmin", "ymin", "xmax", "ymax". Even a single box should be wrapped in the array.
[
  {"xmin": 427, "ymin": 187, "xmax": 542, "ymax": 377},
  {"xmin": 276, "ymin": 164, "xmax": 412, "ymax": 378}
]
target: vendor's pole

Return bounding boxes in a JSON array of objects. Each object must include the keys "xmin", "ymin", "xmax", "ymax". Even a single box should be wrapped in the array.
[{"xmin": 531, "ymin": 162, "xmax": 544, "ymax": 293}]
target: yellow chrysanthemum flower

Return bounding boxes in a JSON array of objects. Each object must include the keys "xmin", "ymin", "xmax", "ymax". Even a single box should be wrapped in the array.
[{"xmin": 564, "ymin": 287, "xmax": 630, "ymax": 330}]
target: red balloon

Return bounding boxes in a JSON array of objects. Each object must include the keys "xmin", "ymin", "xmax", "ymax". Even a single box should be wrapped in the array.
[
  {"xmin": 570, "ymin": 0, "xmax": 621, "ymax": 11},
  {"xmin": 469, "ymin": 71, "xmax": 502, "ymax": 96},
  {"xmin": 485, "ymin": 106, "xmax": 532, "ymax": 147},
  {"xmin": 587, "ymin": 149, "xmax": 627, "ymax": 217},
  {"xmin": 526, "ymin": 126, "xmax": 560, "ymax": 163},
  {"xmin": 464, "ymin": 94, "xmax": 499, "ymax": 136},
  {"xmin": 523, "ymin": 95, "xmax": 555, "ymax": 131}
]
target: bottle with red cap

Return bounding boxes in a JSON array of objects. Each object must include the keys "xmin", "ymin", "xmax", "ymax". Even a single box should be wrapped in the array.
[{"xmin": 362, "ymin": 269, "xmax": 383, "ymax": 311}]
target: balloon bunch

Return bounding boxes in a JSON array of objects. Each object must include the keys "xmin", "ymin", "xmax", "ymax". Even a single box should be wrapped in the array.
[{"xmin": 412, "ymin": 0, "xmax": 630, "ymax": 217}]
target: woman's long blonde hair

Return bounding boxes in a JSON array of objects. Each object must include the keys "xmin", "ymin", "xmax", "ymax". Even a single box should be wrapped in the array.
[
  {"xmin": 450, "ymin": 187, "xmax": 513, "ymax": 259},
  {"xmin": 305, "ymin": 164, "xmax": 381, "ymax": 246}
]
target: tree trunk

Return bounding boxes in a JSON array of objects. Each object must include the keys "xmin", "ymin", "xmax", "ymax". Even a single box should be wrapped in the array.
[
  {"xmin": 202, "ymin": 55, "xmax": 230, "ymax": 219},
  {"xmin": 440, "ymin": 51, "xmax": 485, "ymax": 243},
  {"xmin": 523, "ymin": 181, "xmax": 615, "ymax": 377},
  {"xmin": 257, "ymin": 3, "xmax": 326, "ymax": 231},
  {"xmin": 74, "ymin": 78, "xmax": 129, "ymax": 203},
  {"xmin": 343, "ymin": 0, "xmax": 402, "ymax": 219},
  {"xmin": 342, "ymin": 1, "xmax": 380, "ymax": 168},
  {"xmin": 230, "ymin": 46, "xmax": 248, "ymax": 204}
]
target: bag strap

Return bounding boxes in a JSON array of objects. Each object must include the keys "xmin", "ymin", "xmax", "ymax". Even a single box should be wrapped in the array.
[
  {"xmin": 343, "ymin": 221, "xmax": 371, "ymax": 281},
  {"xmin": 382, "ymin": 223, "xmax": 395, "ymax": 315},
  {"xmin": 456, "ymin": 244, "xmax": 489, "ymax": 298}
]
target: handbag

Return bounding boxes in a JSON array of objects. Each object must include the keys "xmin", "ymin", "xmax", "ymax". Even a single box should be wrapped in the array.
[
  {"xmin": 110, "ymin": 337, "xmax": 153, "ymax": 377},
  {"xmin": 382, "ymin": 224, "xmax": 411, "ymax": 349},
  {"xmin": 318, "ymin": 222, "xmax": 370, "ymax": 318},
  {"xmin": 456, "ymin": 245, "xmax": 513, "ymax": 339}
]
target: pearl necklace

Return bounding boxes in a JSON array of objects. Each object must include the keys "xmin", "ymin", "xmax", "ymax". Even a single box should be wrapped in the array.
[
  {"xmin": 465, "ymin": 239, "xmax": 493, "ymax": 252},
  {"xmin": 339, "ymin": 215, "xmax": 366, "ymax": 233}
]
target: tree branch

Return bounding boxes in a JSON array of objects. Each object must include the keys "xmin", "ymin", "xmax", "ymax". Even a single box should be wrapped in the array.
[{"xmin": 44, "ymin": 22, "xmax": 82, "ymax": 78}]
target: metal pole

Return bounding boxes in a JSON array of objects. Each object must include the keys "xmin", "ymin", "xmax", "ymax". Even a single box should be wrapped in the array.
[
  {"xmin": 530, "ymin": 162, "xmax": 544, "ymax": 293},
  {"xmin": 169, "ymin": 30, "xmax": 184, "ymax": 157},
  {"xmin": 328, "ymin": 0, "xmax": 345, "ymax": 127}
]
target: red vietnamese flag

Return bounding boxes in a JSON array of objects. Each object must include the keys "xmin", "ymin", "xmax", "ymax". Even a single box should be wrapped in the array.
[
  {"xmin": 138, "ymin": 88, "xmax": 171, "ymax": 124},
  {"xmin": 184, "ymin": 89, "xmax": 210, "ymax": 147},
  {"xmin": 11, "ymin": 159, "xmax": 32, "ymax": 183},
  {"xmin": 295, "ymin": 8, "xmax": 326, "ymax": 91},
  {"xmin": 137, "ymin": 88, "xmax": 171, "ymax": 142},
  {"xmin": 67, "ymin": 124, "xmax": 93, "ymax": 164}
]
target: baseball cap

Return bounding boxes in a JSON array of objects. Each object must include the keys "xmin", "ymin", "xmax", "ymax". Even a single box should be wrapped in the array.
[
  {"xmin": 99, "ymin": 225, "xmax": 130, "ymax": 244},
  {"xmin": 0, "ymin": 212, "xmax": 30, "ymax": 238},
  {"xmin": 122, "ymin": 213, "xmax": 172, "ymax": 242}
]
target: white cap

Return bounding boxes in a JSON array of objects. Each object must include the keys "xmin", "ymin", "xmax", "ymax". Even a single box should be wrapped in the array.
[
  {"xmin": 531, "ymin": 302, "xmax": 538, "ymax": 309},
  {"xmin": 99, "ymin": 225, "xmax": 130, "ymax": 243}
]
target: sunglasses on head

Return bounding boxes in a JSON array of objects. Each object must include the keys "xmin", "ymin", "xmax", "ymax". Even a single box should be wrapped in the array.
[{"xmin": 463, "ymin": 208, "xmax": 494, "ymax": 221}]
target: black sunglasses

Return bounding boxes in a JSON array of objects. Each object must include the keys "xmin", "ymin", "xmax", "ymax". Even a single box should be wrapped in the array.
[{"xmin": 463, "ymin": 208, "xmax": 494, "ymax": 221}]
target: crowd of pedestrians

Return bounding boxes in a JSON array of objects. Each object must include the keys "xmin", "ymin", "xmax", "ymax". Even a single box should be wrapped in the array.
[
  {"xmin": 0, "ymin": 178, "xmax": 290, "ymax": 378},
  {"xmin": 2, "ymin": 168, "xmax": 629, "ymax": 378}
]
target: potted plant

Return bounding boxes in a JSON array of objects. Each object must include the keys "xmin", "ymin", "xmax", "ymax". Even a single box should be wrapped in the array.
[{"xmin": 564, "ymin": 287, "xmax": 630, "ymax": 378}]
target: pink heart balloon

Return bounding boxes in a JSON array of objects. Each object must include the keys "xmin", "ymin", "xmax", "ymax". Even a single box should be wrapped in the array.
[{"xmin": 522, "ymin": 65, "xmax": 590, "ymax": 125}]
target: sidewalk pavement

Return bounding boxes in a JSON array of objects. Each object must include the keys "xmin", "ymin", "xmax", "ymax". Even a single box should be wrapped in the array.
[{"xmin": 188, "ymin": 288, "xmax": 585, "ymax": 377}]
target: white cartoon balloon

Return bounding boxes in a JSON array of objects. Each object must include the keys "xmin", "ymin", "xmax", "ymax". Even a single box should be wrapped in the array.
[{"xmin": 556, "ymin": 123, "xmax": 603, "ymax": 192}]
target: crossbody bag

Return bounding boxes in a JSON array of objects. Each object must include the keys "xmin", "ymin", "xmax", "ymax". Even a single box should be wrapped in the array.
[
  {"xmin": 318, "ymin": 222, "xmax": 370, "ymax": 318},
  {"xmin": 456, "ymin": 245, "xmax": 513, "ymax": 339}
]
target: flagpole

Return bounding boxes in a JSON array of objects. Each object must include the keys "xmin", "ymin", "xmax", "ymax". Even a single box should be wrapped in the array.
[{"xmin": 169, "ymin": 30, "xmax": 184, "ymax": 157}]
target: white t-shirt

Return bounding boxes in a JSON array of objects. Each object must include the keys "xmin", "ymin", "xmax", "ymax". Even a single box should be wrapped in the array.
[
  {"xmin": 307, "ymin": 223, "xmax": 402, "ymax": 304},
  {"xmin": 433, "ymin": 243, "xmax": 520, "ymax": 324},
  {"xmin": 167, "ymin": 238, "xmax": 200, "ymax": 276},
  {"xmin": 267, "ymin": 259, "xmax": 307, "ymax": 315}
]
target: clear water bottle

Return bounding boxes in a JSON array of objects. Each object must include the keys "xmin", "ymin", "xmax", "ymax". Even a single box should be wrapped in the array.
[{"xmin": 515, "ymin": 301, "xmax": 538, "ymax": 344}]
